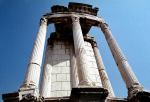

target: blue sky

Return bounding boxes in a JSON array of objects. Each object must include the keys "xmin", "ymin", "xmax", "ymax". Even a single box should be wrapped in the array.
[{"xmin": 0, "ymin": 0, "xmax": 150, "ymax": 101}]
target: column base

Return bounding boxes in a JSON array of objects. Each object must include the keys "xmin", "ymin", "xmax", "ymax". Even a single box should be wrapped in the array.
[
  {"xmin": 70, "ymin": 87, "xmax": 108, "ymax": 102},
  {"xmin": 78, "ymin": 81, "xmax": 92, "ymax": 87},
  {"xmin": 2, "ymin": 88, "xmax": 42, "ymax": 102},
  {"xmin": 128, "ymin": 91, "xmax": 150, "ymax": 102},
  {"xmin": 37, "ymin": 87, "xmax": 108, "ymax": 102}
]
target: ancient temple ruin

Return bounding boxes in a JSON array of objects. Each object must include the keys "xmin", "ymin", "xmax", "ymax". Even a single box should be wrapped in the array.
[{"xmin": 2, "ymin": 2, "xmax": 150, "ymax": 102}]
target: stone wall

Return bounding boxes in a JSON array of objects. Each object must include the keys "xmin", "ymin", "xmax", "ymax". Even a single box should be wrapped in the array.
[
  {"xmin": 48, "ymin": 40, "xmax": 72, "ymax": 97},
  {"xmin": 43, "ymin": 39, "xmax": 101, "ymax": 97},
  {"xmin": 84, "ymin": 41, "xmax": 101, "ymax": 86}
]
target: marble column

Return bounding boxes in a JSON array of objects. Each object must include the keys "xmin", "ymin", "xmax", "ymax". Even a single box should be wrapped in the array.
[
  {"xmin": 92, "ymin": 41, "xmax": 115, "ymax": 97},
  {"xmin": 70, "ymin": 53, "xmax": 79, "ymax": 88},
  {"xmin": 40, "ymin": 45, "xmax": 52, "ymax": 97},
  {"xmin": 99, "ymin": 22, "xmax": 143, "ymax": 98},
  {"xmin": 71, "ymin": 16, "xmax": 91, "ymax": 86},
  {"xmin": 21, "ymin": 18, "xmax": 48, "ymax": 90}
]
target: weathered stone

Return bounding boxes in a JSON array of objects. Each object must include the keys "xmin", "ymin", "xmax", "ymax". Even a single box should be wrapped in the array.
[
  {"xmin": 3, "ymin": 2, "xmax": 150, "ymax": 102},
  {"xmin": 92, "ymin": 40, "xmax": 115, "ymax": 97}
]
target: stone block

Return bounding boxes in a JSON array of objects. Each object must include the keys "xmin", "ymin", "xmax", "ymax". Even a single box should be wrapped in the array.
[
  {"xmin": 47, "ymin": 49, "xmax": 52, "ymax": 54},
  {"xmin": 61, "ymin": 44, "xmax": 66, "ymax": 49},
  {"xmin": 62, "ymin": 67, "xmax": 70, "ymax": 73},
  {"xmin": 61, "ymin": 61, "xmax": 67, "ymax": 66},
  {"xmin": 95, "ymin": 82, "xmax": 102, "ymax": 86},
  {"xmin": 65, "ymin": 45, "xmax": 70, "ymax": 49},
  {"xmin": 90, "ymin": 52, "xmax": 94, "ymax": 56},
  {"xmin": 88, "ymin": 68, "xmax": 98, "ymax": 75},
  {"xmin": 57, "ymin": 41, "xmax": 63, "ymax": 45},
  {"xmin": 87, "ymin": 61, "xmax": 93, "ymax": 67},
  {"xmin": 52, "ymin": 67, "xmax": 61, "ymax": 74},
  {"xmin": 51, "ymin": 74, "xmax": 56, "ymax": 82},
  {"xmin": 51, "ymin": 82, "xmax": 61, "ymax": 91},
  {"xmin": 66, "ymin": 60, "xmax": 70, "ymax": 66},
  {"xmin": 56, "ymin": 91, "xmax": 68, "ymax": 97},
  {"xmin": 86, "ymin": 51, "xmax": 93, "ymax": 56},
  {"xmin": 66, "ymin": 74, "xmax": 70, "ymax": 81},
  {"xmin": 89, "ymin": 68, "xmax": 99, "ymax": 75},
  {"xmin": 52, "ymin": 54, "xmax": 60, "ymax": 61},
  {"xmin": 62, "ymin": 82, "xmax": 71, "ymax": 90},
  {"xmin": 52, "ymin": 60, "xmax": 58, "ymax": 66},
  {"xmin": 94, "ymin": 68, "xmax": 99, "ymax": 74},
  {"xmin": 96, "ymin": 75, "xmax": 101, "ymax": 82},
  {"xmin": 47, "ymin": 55, "xmax": 52, "ymax": 62},
  {"xmin": 91, "ymin": 60, "xmax": 97, "ymax": 65},
  {"xmin": 53, "ymin": 45, "xmax": 61, "ymax": 50},
  {"xmin": 61, "ymin": 54, "xmax": 70, "ymax": 60},
  {"xmin": 52, "ymin": 50, "xmax": 58, "ymax": 54},
  {"xmin": 65, "ymin": 41, "xmax": 69, "ymax": 45},
  {"xmin": 51, "ymin": 91, "xmax": 57, "ymax": 97},
  {"xmin": 67, "ymin": 91, "xmax": 71, "ymax": 96},
  {"xmin": 89, "ymin": 74, "xmax": 97, "ymax": 81},
  {"xmin": 65, "ymin": 49, "xmax": 70, "ymax": 54},
  {"xmin": 90, "ymin": 56, "xmax": 96, "ymax": 60},
  {"xmin": 85, "ymin": 45, "xmax": 92, "ymax": 50},
  {"xmin": 54, "ymin": 61, "xmax": 66, "ymax": 67},
  {"xmin": 56, "ymin": 74, "xmax": 67, "ymax": 81},
  {"xmin": 89, "ymin": 57, "xmax": 96, "ymax": 62},
  {"xmin": 58, "ymin": 49, "xmax": 65, "ymax": 54}
]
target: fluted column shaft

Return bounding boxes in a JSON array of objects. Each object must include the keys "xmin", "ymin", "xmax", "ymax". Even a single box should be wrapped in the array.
[
  {"xmin": 92, "ymin": 42, "xmax": 115, "ymax": 97},
  {"xmin": 40, "ymin": 45, "xmax": 52, "ymax": 97},
  {"xmin": 70, "ymin": 54, "xmax": 79, "ymax": 88},
  {"xmin": 99, "ymin": 23, "xmax": 143, "ymax": 97},
  {"xmin": 22, "ymin": 18, "xmax": 47, "ymax": 89},
  {"xmin": 71, "ymin": 16, "xmax": 91, "ymax": 86}
]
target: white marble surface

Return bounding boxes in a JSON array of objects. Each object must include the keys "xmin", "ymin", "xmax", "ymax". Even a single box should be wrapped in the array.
[{"xmin": 23, "ymin": 18, "xmax": 47, "ymax": 89}]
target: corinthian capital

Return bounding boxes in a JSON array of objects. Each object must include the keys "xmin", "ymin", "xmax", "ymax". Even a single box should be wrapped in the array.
[
  {"xmin": 98, "ymin": 22, "xmax": 109, "ymax": 31},
  {"xmin": 71, "ymin": 16, "xmax": 80, "ymax": 22},
  {"xmin": 40, "ymin": 17, "xmax": 47, "ymax": 25}
]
